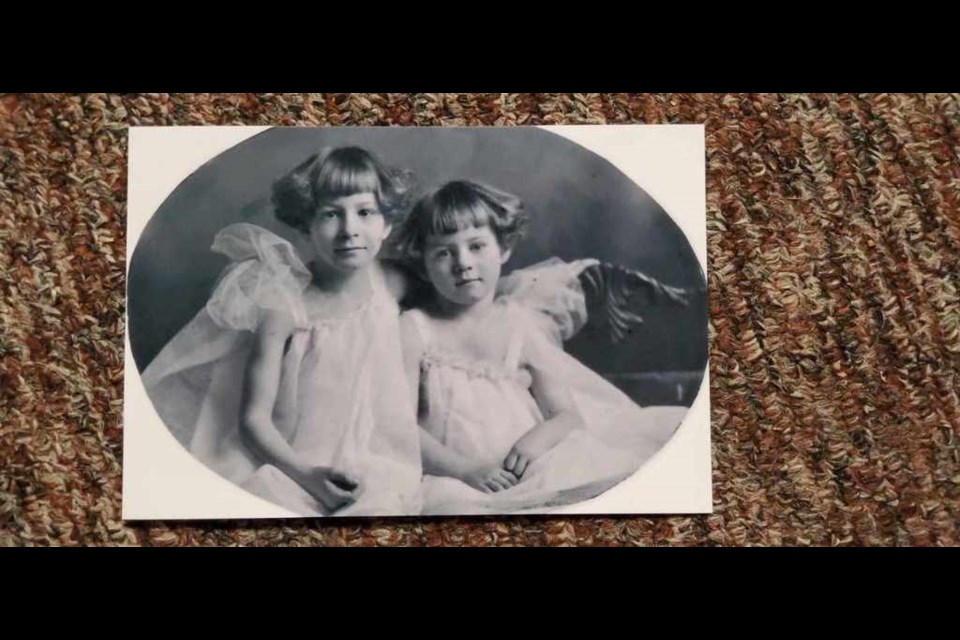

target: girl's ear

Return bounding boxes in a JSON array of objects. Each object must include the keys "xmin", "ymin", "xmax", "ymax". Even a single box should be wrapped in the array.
[
  {"xmin": 381, "ymin": 223, "xmax": 393, "ymax": 241},
  {"xmin": 500, "ymin": 245, "xmax": 513, "ymax": 264}
]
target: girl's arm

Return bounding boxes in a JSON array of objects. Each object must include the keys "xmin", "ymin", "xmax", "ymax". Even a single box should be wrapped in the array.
[
  {"xmin": 239, "ymin": 310, "xmax": 361, "ymax": 512},
  {"xmin": 503, "ymin": 330, "xmax": 585, "ymax": 478},
  {"xmin": 398, "ymin": 312, "xmax": 518, "ymax": 493},
  {"xmin": 397, "ymin": 312, "xmax": 464, "ymax": 479}
]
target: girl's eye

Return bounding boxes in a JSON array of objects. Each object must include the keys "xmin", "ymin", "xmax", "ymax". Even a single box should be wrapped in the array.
[
  {"xmin": 470, "ymin": 242, "xmax": 485, "ymax": 251},
  {"xmin": 433, "ymin": 249, "xmax": 450, "ymax": 259},
  {"xmin": 359, "ymin": 209, "xmax": 373, "ymax": 217},
  {"xmin": 320, "ymin": 210, "xmax": 338, "ymax": 219}
]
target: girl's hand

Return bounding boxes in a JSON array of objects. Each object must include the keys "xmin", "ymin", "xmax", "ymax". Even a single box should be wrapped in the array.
[
  {"xmin": 503, "ymin": 445, "xmax": 535, "ymax": 479},
  {"xmin": 298, "ymin": 466, "xmax": 364, "ymax": 513},
  {"xmin": 504, "ymin": 425, "xmax": 560, "ymax": 478},
  {"xmin": 459, "ymin": 464, "xmax": 519, "ymax": 493}
]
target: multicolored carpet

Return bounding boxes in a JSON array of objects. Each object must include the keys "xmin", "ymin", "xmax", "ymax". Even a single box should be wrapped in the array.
[{"xmin": 1, "ymin": 93, "xmax": 957, "ymax": 545}]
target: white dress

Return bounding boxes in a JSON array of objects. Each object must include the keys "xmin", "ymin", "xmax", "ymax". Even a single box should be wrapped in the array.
[
  {"xmin": 408, "ymin": 301, "xmax": 687, "ymax": 515},
  {"xmin": 142, "ymin": 223, "xmax": 424, "ymax": 516}
]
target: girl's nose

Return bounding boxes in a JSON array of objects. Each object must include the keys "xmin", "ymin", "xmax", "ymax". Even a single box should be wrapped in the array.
[
  {"xmin": 339, "ymin": 211, "xmax": 360, "ymax": 237},
  {"xmin": 454, "ymin": 253, "xmax": 474, "ymax": 273}
]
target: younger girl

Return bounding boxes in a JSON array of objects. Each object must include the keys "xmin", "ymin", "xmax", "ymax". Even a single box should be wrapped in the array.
[
  {"xmin": 142, "ymin": 147, "xmax": 424, "ymax": 516},
  {"xmin": 397, "ymin": 181, "xmax": 686, "ymax": 514}
]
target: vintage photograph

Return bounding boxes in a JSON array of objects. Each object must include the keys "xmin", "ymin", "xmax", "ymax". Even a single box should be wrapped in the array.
[{"xmin": 123, "ymin": 125, "xmax": 710, "ymax": 519}]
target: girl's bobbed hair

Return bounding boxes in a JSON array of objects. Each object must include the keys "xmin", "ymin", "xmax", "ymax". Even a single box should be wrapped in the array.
[
  {"xmin": 394, "ymin": 180, "xmax": 528, "ymax": 262},
  {"xmin": 271, "ymin": 146, "xmax": 412, "ymax": 233}
]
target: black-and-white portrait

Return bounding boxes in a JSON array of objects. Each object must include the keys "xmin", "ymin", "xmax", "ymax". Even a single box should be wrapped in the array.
[{"xmin": 122, "ymin": 126, "xmax": 710, "ymax": 519}]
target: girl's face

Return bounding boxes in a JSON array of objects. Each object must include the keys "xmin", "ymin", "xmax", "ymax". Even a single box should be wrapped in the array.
[
  {"xmin": 309, "ymin": 192, "xmax": 391, "ymax": 273},
  {"xmin": 423, "ymin": 223, "xmax": 511, "ymax": 307}
]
